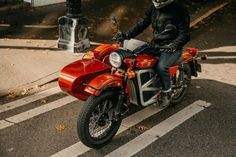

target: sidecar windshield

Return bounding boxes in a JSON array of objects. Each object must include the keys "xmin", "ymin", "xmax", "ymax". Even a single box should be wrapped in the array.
[{"xmin": 122, "ymin": 39, "xmax": 148, "ymax": 52}]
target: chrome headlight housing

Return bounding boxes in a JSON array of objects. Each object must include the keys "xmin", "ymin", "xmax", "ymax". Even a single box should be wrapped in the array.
[{"xmin": 109, "ymin": 52, "xmax": 122, "ymax": 68}]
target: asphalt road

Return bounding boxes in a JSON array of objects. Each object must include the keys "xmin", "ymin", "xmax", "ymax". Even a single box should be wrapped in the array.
[{"xmin": 0, "ymin": 1, "xmax": 236, "ymax": 157}]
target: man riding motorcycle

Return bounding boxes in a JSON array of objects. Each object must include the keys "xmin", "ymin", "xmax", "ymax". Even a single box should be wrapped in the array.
[{"xmin": 114, "ymin": 0, "xmax": 190, "ymax": 108}]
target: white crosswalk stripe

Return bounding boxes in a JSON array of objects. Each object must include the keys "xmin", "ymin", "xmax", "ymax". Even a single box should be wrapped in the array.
[
  {"xmin": 0, "ymin": 96, "xmax": 77, "ymax": 130},
  {"xmin": 51, "ymin": 100, "xmax": 210, "ymax": 157},
  {"xmin": 0, "ymin": 120, "xmax": 14, "ymax": 130},
  {"xmin": 50, "ymin": 106, "xmax": 163, "ymax": 157},
  {"xmin": 0, "ymin": 87, "xmax": 61, "ymax": 113},
  {"xmin": 105, "ymin": 100, "xmax": 211, "ymax": 157},
  {"xmin": 0, "ymin": 86, "xmax": 211, "ymax": 157}
]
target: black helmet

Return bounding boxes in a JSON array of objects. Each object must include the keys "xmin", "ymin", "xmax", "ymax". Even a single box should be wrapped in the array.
[{"xmin": 152, "ymin": 0, "xmax": 174, "ymax": 9}]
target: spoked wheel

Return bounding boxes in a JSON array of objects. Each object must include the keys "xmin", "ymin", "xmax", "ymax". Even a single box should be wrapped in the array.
[
  {"xmin": 77, "ymin": 91, "xmax": 122, "ymax": 149},
  {"xmin": 171, "ymin": 63, "xmax": 191, "ymax": 105}
]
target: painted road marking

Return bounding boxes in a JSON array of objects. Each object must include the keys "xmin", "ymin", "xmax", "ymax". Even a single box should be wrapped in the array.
[
  {"xmin": 50, "ymin": 106, "xmax": 163, "ymax": 157},
  {"xmin": 0, "ymin": 96, "xmax": 77, "ymax": 130},
  {"xmin": 190, "ymin": 1, "xmax": 231, "ymax": 28},
  {"xmin": 0, "ymin": 87, "xmax": 61, "ymax": 114},
  {"xmin": 0, "ymin": 120, "xmax": 14, "ymax": 130},
  {"xmin": 105, "ymin": 100, "xmax": 211, "ymax": 157},
  {"xmin": 201, "ymin": 56, "xmax": 236, "ymax": 59},
  {"xmin": 0, "ymin": 24, "xmax": 57, "ymax": 28}
]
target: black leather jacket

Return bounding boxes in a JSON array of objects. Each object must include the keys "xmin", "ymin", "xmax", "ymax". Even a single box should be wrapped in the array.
[{"xmin": 126, "ymin": 2, "xmax": 190, "ymax": 50}]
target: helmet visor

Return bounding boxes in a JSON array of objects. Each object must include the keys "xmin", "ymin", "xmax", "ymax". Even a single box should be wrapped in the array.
[{"xmin": 152, "ymin": 0, "xmax": 168, "ymax": 7}]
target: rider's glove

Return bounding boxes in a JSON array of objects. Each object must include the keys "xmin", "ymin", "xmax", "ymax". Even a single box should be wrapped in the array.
[
  {"xmin": 159, "ymin": 44, "xmax": 177, "ymax": 54},
  {"xmin": 113, "ymin": 32, "xmax": 130, "ymax": 42}
]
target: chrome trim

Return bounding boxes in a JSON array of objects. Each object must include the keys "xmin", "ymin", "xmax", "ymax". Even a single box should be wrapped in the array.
[{"xmin": 127, "ymin": 80, "xmax": 138, "ymax": 106}]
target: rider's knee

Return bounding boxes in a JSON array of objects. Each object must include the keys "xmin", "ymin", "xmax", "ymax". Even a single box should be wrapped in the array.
[{"xmin": 156, "ymin": 63, "xmax": 168, "ymax": 73}]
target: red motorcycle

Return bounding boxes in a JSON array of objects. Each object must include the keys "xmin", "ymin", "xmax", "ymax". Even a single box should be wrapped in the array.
[{"xmin": 58, "ymin": 17, "xmax": 204, "ymax": 148}]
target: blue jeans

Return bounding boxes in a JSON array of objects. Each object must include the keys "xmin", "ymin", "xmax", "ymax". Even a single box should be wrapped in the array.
[
  {"xmin": 155, "ymin": 50, "xmax": 182, "ymax": 91},
  {"xmin": 134, "ymin": 45, "xmax": 182, "ymax": 91}
]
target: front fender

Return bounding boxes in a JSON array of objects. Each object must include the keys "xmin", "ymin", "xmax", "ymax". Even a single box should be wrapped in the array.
[{"xmin": 85, "ymin": 73, "xmax": 123, "ymax": 96}]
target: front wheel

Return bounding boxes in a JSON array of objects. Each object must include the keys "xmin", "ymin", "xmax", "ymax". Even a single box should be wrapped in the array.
[
  {"xmin": 77, "ymin": 91, "xmax": 122, "ymax": 149},
  {"xmin": 171, "ymin": 63, "xmax": 192, "ymax": 105}
]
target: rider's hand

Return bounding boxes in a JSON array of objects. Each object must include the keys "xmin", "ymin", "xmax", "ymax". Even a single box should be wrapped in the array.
[
  {"xmin": 113, "ymin": 32, "xmax": 130, "ymax": 42},
  {"xmin": 159, "ymin": 44, "xmax": 177, "ymax": 54}
]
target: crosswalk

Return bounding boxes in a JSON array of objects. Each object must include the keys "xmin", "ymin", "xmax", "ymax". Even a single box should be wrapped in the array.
[
  {"xmin": 0, "ymin": 87, "xmax": 61, "ymax": 113},
  {"xmin": 0, "ymin": 86, "xmax": 211, "ymax": 157}
]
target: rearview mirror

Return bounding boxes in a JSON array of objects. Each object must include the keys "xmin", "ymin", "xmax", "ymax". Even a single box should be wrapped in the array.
[{"xmin": 111, "ymin": 16, "xmax": 118, "ymax": 27}]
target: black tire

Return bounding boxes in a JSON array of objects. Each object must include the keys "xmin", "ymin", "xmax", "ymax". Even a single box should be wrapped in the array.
[
  {"xmin": 171, "ymin": 63, "xmax": 191, "ymax": 105},
  {"xmin": 77, "ymin": 91, "xmax": 122, "ymax": 149}
]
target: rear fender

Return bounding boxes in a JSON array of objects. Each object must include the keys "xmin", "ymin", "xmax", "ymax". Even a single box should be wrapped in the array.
[
  {"xmin": 182, "ymin": 48, "xmax": 200, "ymax": 77},
  {"xmin": 188, "ymin": 59, "xmax": 201, "ymax": 77},
  {"xmin": 85, "ymin": 73, "xmax": 124, "ymax": 96},
  {"xmin": 182, "ymin": 48, "xmax": 199, "ymax": 62}
]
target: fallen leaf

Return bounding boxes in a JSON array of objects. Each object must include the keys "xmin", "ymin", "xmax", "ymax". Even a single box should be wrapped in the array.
[
  {"xmin": 21, "ymin": 89, "xmax": 28, "ymax": 95},
  {"xmin": 41, "ymin": 99, "xmax": 47, "ymax": 104},
  {"xmin": 204, "ymin": 41, "xmax": 208, "ymax": 45},
  {"xmin": 55, "ymin": 124, "xmax": 66, "ymax": 131},
  {"xmin": 137, "ymin": 125, "xmax": 149, "ymax": 131},
  {"xmin": 42, "ymin": 51, "xmax": 48, "ymax": 54},
  {"xmin": 32, "ymin": 85, "xmax": 40, "ymax": 89},
  {"xmin": 6, "ymin": 93, "xmax": 17, "ymax": 99},
  {"xmin": 7, "ymin": 147, "xmax": 15, "ymax": 152}
]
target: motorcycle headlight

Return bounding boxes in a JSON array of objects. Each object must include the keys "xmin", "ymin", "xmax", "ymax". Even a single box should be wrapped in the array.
[{"xmin": 109, "ymin": 52, "xmax": 122, "ymax": 68}]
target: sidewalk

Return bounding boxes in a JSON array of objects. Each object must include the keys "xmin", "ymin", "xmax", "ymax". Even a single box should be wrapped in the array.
[
  {"xmin": 0, "ymin": 39, "xmax": 81, "ymax": 96},
  {"xmin": 0, "ymin": 0, "xmax": 231, "ymax": 97},
  {"xmin": 0, "ymin": 1, "xmax": 29, "ymax": 13}
]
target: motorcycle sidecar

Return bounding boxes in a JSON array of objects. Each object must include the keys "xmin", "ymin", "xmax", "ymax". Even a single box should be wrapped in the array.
[{"xmin": 58, "ymin": 58, "xmax": 111, "ymax": 100}]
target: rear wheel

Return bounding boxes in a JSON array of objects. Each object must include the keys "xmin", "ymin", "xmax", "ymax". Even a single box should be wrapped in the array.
[
  {"xmin": 171, "ymin": 63, "xmax": 191, "ymax": 105},
  {"xmin": 77, "ymin": 91, "xmax": 122, "ymax": 149}
]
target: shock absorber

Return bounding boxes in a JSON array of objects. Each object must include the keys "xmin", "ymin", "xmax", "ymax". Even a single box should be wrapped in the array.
[
  {"xmin": 179, "ymin": 63, "xmax": 184, "ymax": 86},
  {"xmin": 114, "ymin": 75, "xmax": 128, "ymax": 121}
]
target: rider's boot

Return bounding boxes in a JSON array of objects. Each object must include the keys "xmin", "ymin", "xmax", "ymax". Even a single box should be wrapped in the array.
[{"xmin": 159, "ymin": 89, "xmax": 171, "ymax": 109}]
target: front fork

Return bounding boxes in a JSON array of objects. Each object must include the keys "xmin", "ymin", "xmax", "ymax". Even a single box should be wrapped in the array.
[{"xmin": 114, "ymin": 75, "xmax": 128, "ymax": 121}]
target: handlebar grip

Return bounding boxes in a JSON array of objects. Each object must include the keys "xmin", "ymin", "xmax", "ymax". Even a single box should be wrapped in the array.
[
  {"xmin": 112, "ymin": 37, "xmax": 117, "ymax": 41},
  {"xmin": 201, "ymin": 54, "xmax": 207, "ymax": 61}
]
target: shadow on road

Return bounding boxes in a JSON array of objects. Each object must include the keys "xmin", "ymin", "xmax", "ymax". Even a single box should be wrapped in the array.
[{"xmin": 78, "ymin": 78, "xmax": 236, "ymax": 157}]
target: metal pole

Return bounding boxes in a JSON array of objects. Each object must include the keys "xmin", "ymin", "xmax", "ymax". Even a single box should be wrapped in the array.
[{"xmin": 58, "ymin": 0, "xmax": 90, "ymax": 53}]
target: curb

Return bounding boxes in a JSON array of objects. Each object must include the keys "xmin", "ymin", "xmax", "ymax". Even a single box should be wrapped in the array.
[{"xmin": 0, "ymin": 2, "xmax": 30, "ymax": 13}]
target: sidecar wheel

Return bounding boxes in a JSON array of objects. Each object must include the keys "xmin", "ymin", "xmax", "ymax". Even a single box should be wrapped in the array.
[
  {"xmin": 171, "ymin": 63, "xmax": 191, "ymax": 105},
  {"xmin": 77, "ymin": 91, "xmax": 122, "ymax": 149}
]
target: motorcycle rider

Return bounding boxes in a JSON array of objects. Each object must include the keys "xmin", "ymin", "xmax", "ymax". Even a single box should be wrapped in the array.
[{"xmin": 114, "ymin": 0, "xmax": 190, "ymax": 108}]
